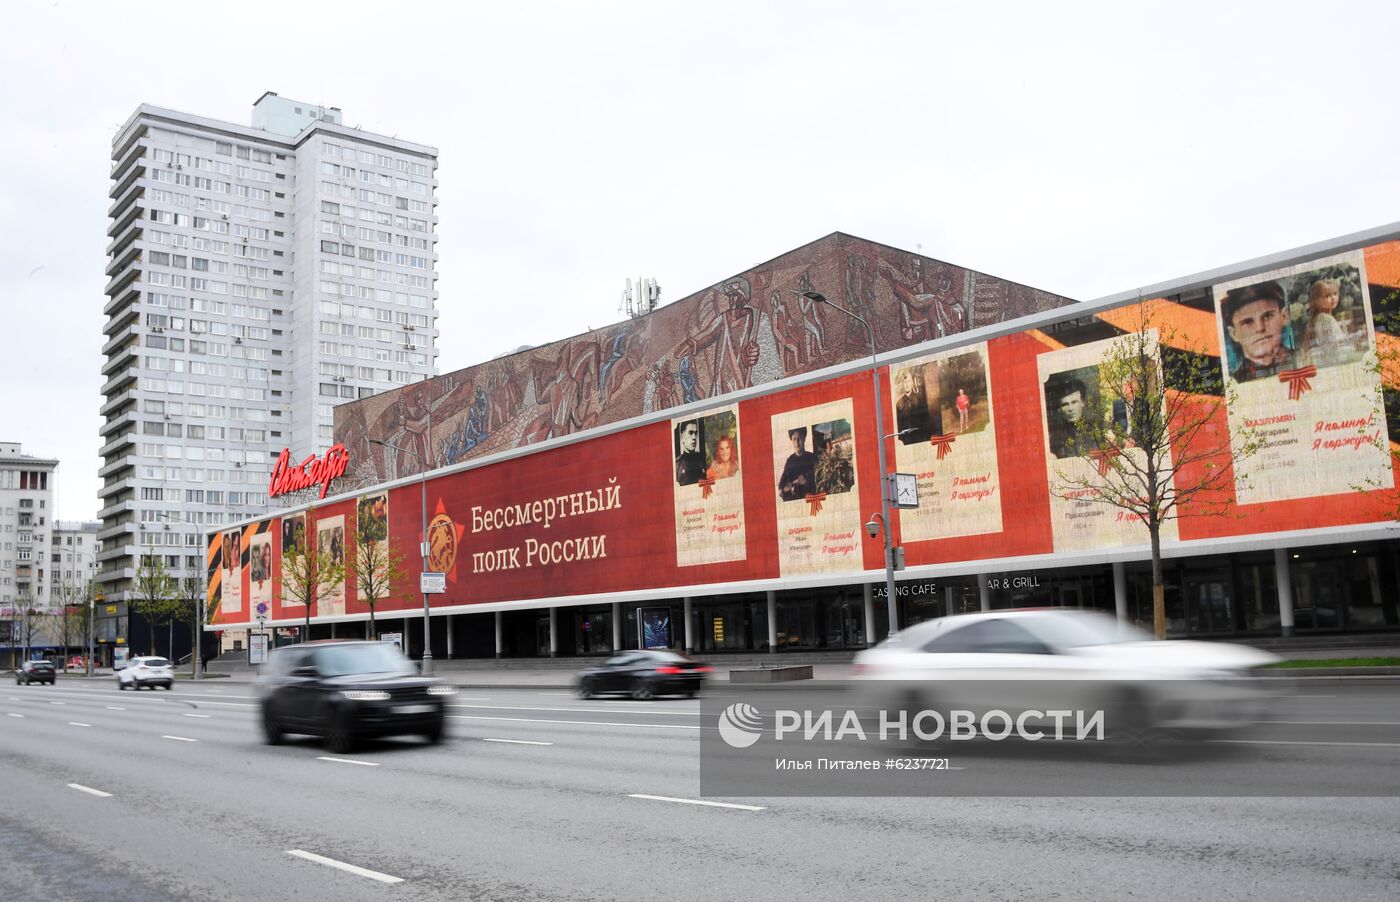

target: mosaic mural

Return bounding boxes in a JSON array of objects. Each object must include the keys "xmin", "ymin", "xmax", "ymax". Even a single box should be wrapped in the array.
[{"xmin": 333, "ymin": 232, "xmax": 1075, "ymax": 487}]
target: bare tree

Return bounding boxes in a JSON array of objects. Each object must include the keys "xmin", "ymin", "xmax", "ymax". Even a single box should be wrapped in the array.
[
  {"xmin": 352, "ymin": 507, "xmax": 406, "ymax": 640},
  {"xmin": 129, "ymin": 547, "xmax": 180, "ymax": 658},
  {"xmin": 175, "ymin": 574, "xmax": 205, "ymax": 676},
  {"xmin": 45, "ymin": 579, "xmax": 90, "ymax": 671},
  {"xmin": 280, "ymin": 508, "xmax": 347, "ymax": 643},
  {"xmin": 8, "ymin": 593, "xmax": 45, "ymax": 666},
  {"xmin": 1048, "ymin": 304, "xmax": 1263, "ymax": 639}
]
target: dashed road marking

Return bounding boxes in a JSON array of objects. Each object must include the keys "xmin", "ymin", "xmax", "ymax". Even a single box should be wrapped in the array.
[
  {"xmin": 628, "ymin": 794, "xmax": 765, "ymax": 811},
  {"xmin": 285, "ymin": 849, "xmax": 403, "ymax": 884},
  {"xmin": 67, "ymin": 783, "xmax": 112, "ymax": 798},
  {"xmin": 161, "ymin": 735, "xmax": 198, "ymax": 742},
  {"xmin": 316, "ymin": 756, "xmax": 380, "ymax": 767},
  {"xmin": 482, "ymin": 738, "xmax": 554, "ymax": 746}
]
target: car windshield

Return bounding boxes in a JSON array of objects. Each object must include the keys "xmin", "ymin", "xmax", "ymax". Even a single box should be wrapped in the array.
[
  {"xmin": 1026, "ymin": 613, "xmax": 1152, "ymax": 648},
  {"xmin": 316, "ymin": 644, "xmax": 415, "ymax": 677}
]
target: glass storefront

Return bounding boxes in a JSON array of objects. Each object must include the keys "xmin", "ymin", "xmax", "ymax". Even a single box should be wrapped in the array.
[{"xmin": 430, "ymin": 540, "xmax": 1400, "ymax": 659}]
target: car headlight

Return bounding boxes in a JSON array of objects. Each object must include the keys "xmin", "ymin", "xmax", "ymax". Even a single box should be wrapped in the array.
[
  {"xmin": 427, "ymin": 685, "xmax": 456, "ymax": 696},
  {"xmin": 342, "ymin": 690, "xmax": 391, "ymax": 701}
]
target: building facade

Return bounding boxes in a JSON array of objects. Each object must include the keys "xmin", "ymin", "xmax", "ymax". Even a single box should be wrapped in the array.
[
  {"xmin": 0, "ymin": 443, "xmax": 57, "ymax": 610},
  {"xmin": 208, "ymin": 225, "xmax": 1400, "ymax": 659},
  {"xmin": 100, "ymin": 92, "xmax": 439, "ymax": 611},
  {"xmin": 0, "ymin": 443, "xmax": 58, "ymax": 665}
]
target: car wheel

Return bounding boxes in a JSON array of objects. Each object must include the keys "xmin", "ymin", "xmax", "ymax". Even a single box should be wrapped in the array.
[
  {"xmin": 575, "ymin": 680, "xmax": 594, "ymax": 700},
  {"xmin": 630, "ymin": 680, "xmax": 654, "ymax": 701},
  {"xmin": 262, "ymin": 707, "xmax": 285, "ymax": 745},
  {"xmin": 116, "ymin": 679, "xmax": 126, "ymax": 690},
  {"xmin": 324, "ymin": 711, "xmax": 357, "ymax": 755},
  {"xmin": 423, "ymin": 720, "xmax": 444, "ymax": 745},
  {"xmin": 162, "ymin": 683, "xmax": 173, "ymax": 690}
]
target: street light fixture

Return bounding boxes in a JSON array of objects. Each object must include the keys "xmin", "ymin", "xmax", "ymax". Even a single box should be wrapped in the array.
[
  {"xmin": 369, "ymin": 437, "xmax": 433, "ymax": 674},
  {"xmin": 799, "ymin": 290, "xmax": 902, "ymax": 640}
]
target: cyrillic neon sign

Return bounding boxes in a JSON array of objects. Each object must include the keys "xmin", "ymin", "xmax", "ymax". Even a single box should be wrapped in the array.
[{"xmin": 268, "ymin": 445, "xmax": 350, "ymax": 499}]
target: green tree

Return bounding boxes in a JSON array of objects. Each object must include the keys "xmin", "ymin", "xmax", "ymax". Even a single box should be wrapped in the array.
[
  {"xmin": 130, "ymin": 548, "xmax": 180, "ymax": 657},
  {"xmin": 1048, "ymin": 304, "xmax": 1262, "ymax": 639},
  {"xmin": 280, "ymin": 508, "xmax": 347, "ymax": 642}
]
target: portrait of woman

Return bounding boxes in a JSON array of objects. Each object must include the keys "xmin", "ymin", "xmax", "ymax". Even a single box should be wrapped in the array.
[{"xmin": 706, "ymin": 433, "xmax": 740, "ymax": 480}]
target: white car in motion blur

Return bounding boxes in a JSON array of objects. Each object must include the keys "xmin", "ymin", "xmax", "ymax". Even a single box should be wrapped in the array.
[
  {"xmin": 852, "ymin": 610, "xmax": 1280, "ymax": 743},
  {"xmin": 116, "ymin": 656, "xmax": 175, "ymax": 691}
]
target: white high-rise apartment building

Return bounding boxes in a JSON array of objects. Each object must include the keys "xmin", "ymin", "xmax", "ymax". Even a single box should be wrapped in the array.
[
  {"xmin": 0, "ymin": 443, "xmax": 58, "ymax": 610},
  {"xmin": 100, "ymin": 93, "xmax": 439, "ymax": 601}
]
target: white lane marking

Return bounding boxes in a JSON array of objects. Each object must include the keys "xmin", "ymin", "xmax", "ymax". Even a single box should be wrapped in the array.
[
  {"xmin": 448, "ymin": 714, "xmax": 699, "ymax": 731},
  {"xmin": 285, "ymin": 849, "xmax": 403, "ymax": 884},
  {"xmin": 482, "ymin": 738, "xmax": 554, "ymax": 746},
  {"xmin": 49, "ymin": 701, "xmax": 66, "ymax": 705},
  {"xmin": 67, "ymin": 783, "xmax": 113, "ymax": 798},
  {"xmin": 7, "ymin": 713, "xmax": 23, "ymax": 718},
  {"xmin": 450, "ymin": 703, "xmax": 701, "ymax": 717},
  {"xmin": 628, "ymin": 794, "xmax": 765, "ymax": 811},
  {"xmin": 183, "ymin": 713, "xmax": 212, "ymax": 718},
  {"xmin": 316, "ymin": 756, "xmax": 380, "ymax": 767},
  {"xmin": 68, "ymin": 722, "xmax": 92, "ymax": 727},
  {"xmin": 106, "ymin": 706, "xmax": 126, "ymax": 710},
  {"xmin": 1214, "ymin": 739, "xmax": 1400, "ymax": 748},
  {"xmin": 161, "ymin": 735, "xmax": 198, "ymax": 742}
]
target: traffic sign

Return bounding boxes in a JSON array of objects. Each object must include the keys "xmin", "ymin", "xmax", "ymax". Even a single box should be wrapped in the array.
[
  {"xmin": 255, "ymin": 601, "xmax": 269, "ymax": 623},
  {"xmin": 420, "ymin": 572, "xmax": 446, "ymax": 594}
]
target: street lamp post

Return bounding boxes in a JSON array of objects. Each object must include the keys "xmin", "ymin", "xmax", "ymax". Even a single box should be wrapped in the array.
[
  {"xmin": 801, "ymin": 291, "xmax": 901, "ymax": 640},
  {"xmin": 370, "ymin": 435, "xmax": 433, "ymax": 674}
]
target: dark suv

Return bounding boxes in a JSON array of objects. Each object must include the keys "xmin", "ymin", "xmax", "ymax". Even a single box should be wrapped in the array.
[
  {"xmin": 16, "ymin": 661, "xmax": 56, "ymax": 686},
  {"xmin": 257, "ymin": 641, "xmax": 454, "ymax": 753}
]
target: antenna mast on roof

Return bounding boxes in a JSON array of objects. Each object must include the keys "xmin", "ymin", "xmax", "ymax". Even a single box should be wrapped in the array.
[{"xmin": 620, "ymin": 277, "xmax": 661, "ymax": 319}]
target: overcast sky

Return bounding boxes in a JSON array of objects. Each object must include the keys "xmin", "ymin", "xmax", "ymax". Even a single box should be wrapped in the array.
[{"xmin": 4, "ymin": 1, "xmax": 1398, "ymax": 521}]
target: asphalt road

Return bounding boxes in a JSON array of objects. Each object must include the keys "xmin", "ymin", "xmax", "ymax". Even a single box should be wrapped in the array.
[{"xmin": 2, "ymin": 679, "xmax": 1399, "ymax": 901}]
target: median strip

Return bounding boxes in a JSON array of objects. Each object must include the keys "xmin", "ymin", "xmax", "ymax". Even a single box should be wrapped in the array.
[
  {"xmin": 285, "ymin": 849, "xmax": 403, "ymax": 884},
  {"xmin": 628, "ymin": 794, "xmax": 765, "ymax": 811},
  {"xmin": 448, "ymin": 714, "xmax": 699, "ymax": 730},
  {"xmin": 1214, "ymin": 739, "xmax": 1400, "ymax": 748},
  {"xmin": 67, "ymin": 783, "xmax": 112, "ymax": 798}
]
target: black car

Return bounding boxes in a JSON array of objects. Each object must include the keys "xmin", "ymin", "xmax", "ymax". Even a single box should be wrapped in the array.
[
  {"xmin": 15, "ymin": 661, "xmax": 56, "ymax": 686},
  {"xmin": 257, "ymin": 641, "xmax": 454, "ymax": 753},
  {"xmin": 575, "ymin": 650, "xmax": 712, "ymax": 700}
]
